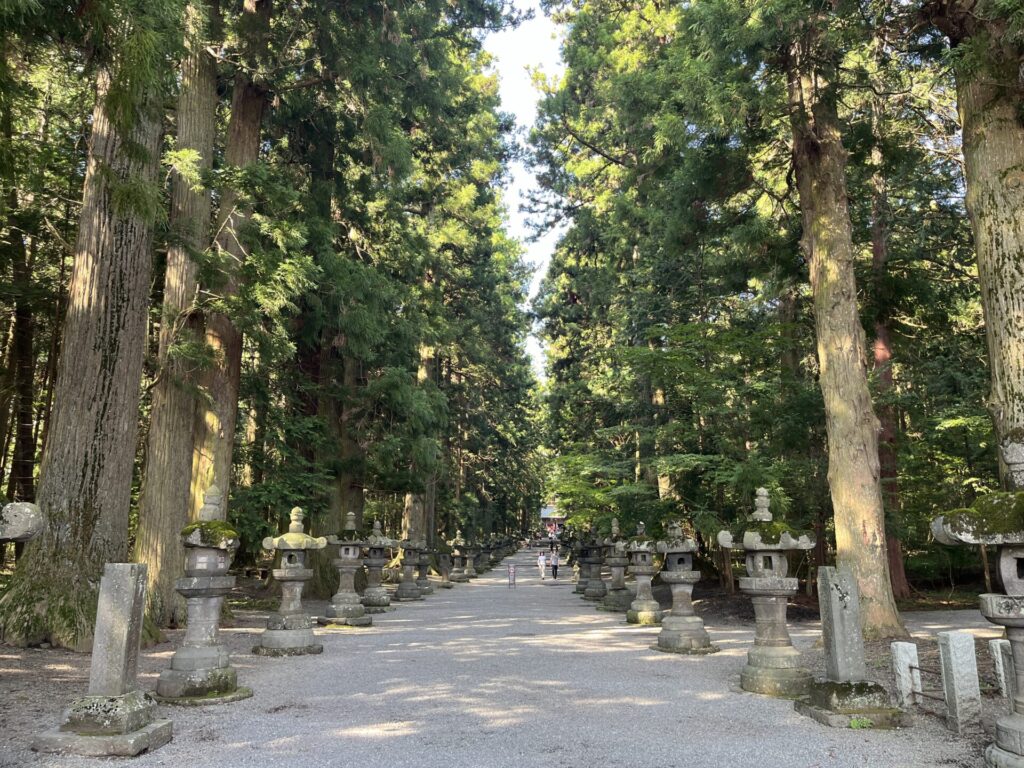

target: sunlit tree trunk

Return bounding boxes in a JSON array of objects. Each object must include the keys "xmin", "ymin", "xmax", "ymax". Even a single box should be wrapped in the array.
[
  {"xmin": 786, "ymin": 37, "xmax": 905, "ymax": 638},
  {"xmin": 0, "ymin": 70, "xmax": 161, "ymax": 649},
  {"xmin": 135, "ymin": 0, "xmax": 219, "ymax": 627}
]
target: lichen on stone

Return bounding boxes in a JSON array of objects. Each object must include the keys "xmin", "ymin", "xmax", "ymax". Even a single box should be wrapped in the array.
[
  {"xmin": 945, "ymin": 492, "xmax": 1024, "ymax": 537},
  {"xmin": 180, "ymin": 520, "xmax": 239, "ymax": 548}
]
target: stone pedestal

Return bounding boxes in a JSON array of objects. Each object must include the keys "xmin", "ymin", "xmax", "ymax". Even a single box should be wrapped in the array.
[
  {"xmin": 416, "ymin": 550, "xmax": 435, "ymax": 595},
  {"xmin": 626, "ymin": 531, "xmax": 662, "ymax": 625},
  {"xmin": 34, "ymin": 563, "xmax": 173, "ymax": 756},
  {"xmin": 256, "ymin": 507, "xmax": 329, "ymax": 652},
  {"xmin": 795, "ymin": 566, "xmax": 903, "ymax": 726},
  {"xmin": 362, "ymin": 523, "xmax": 396, "ymax": 613},
  {"xmin": 655, "ymin": 527, "xmax": 716, "ymax": 653},
  {"xmin": 395, "ymin": 542, "xmax": 424, "ymax": 600},
  {"xmin": 449, "ymin": 552, "xmax": 469, "ymax": 583},
  {"xmin": 158, "ymin": 489, "xmax": 251, "ymax": 704},
  {"xmin": 321, "ymin": 533, "xmax": 372, "ymax": 628}
]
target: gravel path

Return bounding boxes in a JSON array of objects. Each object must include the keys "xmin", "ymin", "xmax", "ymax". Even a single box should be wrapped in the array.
[{"xmin": 3, "ymin": 549, "xmax": 984, "ymax": 767}]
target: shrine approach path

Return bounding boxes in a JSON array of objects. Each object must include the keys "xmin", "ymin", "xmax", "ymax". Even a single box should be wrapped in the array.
[{"xmin": 26, "ymin": 548, "xmax": 981, "ymax": 768}]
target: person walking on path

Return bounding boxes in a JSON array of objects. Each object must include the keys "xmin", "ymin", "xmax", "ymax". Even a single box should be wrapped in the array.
[
  {"xmin": 537, "ymin": 551, "xmax": 547, "ymax": 580},
  {"xmin": 549, "ymin": 533, "xmax": 556, "ymax": 552},
  {"xmin": 551, "ymin": 552, "xmax": 560, "ymax": 580}
]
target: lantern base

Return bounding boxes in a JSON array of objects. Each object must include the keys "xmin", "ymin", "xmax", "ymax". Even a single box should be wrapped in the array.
[
  {"xmin": 626, "ymin": 608, "xmax": 663, "ymax": 625},
  {"xmin": 741, "ymin": 664, "xmax": 812, "ymax": 698},
  {"xmin": 33, "ymin": 720, "xmax": 172, "ymax": 757},
  {"xmin": 252, "ymin": 643, "xmax": 323, "ymax": 656},
  {"xmin": 988, "ymin": 745, "xmax": 1024, "ymax": 767}
]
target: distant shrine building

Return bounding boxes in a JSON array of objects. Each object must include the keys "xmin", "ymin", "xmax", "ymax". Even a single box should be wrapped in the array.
[{"xmin": 540, "ymin": 504, "xmax": 565, "ymax": 534}]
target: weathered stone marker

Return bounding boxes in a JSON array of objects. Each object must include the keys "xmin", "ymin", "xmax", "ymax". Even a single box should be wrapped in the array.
[
  {"xmin": 795, "ymin": 567, "xmax": 904, "ymax": 727},
  {"xmin": 257, "ymin": 506, "xmax": 330, "ymax": 649},
  {"xmin": 718, "ymin": 488, "xmax": 813, "ymax": 697},
  {"xmin": 157, "ymin": 486, "xmax": 252, "ymax": 704},
  {"xmin": 891, "ymin": 641, "xmax": 922, "ymax": 709},
  {"xmin": 938, "ymin": 630, "xmax": 983, "ymax": 735},
  {"xmin": 991, "ymin": 638, "xmax": 1017, "ymax": 708},
  {"xmin": 34, "ymin": 563, "xmax": 172, "ymax": 757},
  {"xmin": 654, "ymin": 521, "xmax": 717, "ymax": 654}
]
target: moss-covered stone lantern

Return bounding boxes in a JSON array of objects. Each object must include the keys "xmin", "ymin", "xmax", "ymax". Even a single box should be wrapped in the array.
[
  {"xmin": 157, "ymin": 486, "xmax": 252, "ymax": 704},
  {"xmin": 362, "ymin": 520, "xmax": 397, "ymax": 612},
  {"xmin": 463, "ymin": 537, "xmax": 480, "ymax": 579},
  {"xmin": 626, "ymin": 523, "xmax": 662, "ymax": 625},
  {"xmin": 717, "ymin": 488, "xmax": 814, "ymax": 697},
  {"xmin": 583, "ymin": 530, "xmax": 608, "ymax": 601},
  {"xmin": 934, "ymin": 493, "xmax": 1024, "ymax": 768},
  {"xmin": 255, "ymin": 506, "xmax": 329, "ymax": 652},
  {"xmin": 320, "ymin": 511, "xmax": 371, "ymax": 627},
  {"xmin": 655, "ymin": 520, "xmax": 717, "ymax": 654}
]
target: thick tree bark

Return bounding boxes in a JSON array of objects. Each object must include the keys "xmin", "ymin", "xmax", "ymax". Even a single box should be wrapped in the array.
[
  {"xmin": 190, "ymin": 0, "xmax": 270, "ymax": 518},
  {"xmin": 786, "ymin": 44, "xmax": 905, "ymax": 638},
  {"xmin": 956, "ymin": 67, "xmax": 1024, "ymax": 491},
  {"xmin": 0, "ymin": 70, "xmax": 161, "ymax": 649},
  {"xmin": 135, "ymin": 1, "xmax": 219, "ymax": 627}
]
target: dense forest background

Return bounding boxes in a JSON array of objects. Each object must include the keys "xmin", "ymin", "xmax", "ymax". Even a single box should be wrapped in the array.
[{"xmin": 2, "ymin": 0, "xmax": 1024, "ymax": 648}]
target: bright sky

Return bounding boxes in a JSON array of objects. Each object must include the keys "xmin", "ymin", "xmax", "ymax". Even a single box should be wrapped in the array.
[{"xmin": 484, "ymin": 2, "xmax": 566, "ymax": 380}]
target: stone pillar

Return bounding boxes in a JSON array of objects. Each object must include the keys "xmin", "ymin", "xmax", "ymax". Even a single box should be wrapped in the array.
[
  {"xmin": 256, "ymin": 507, "xmax": 330, "ymax": 651},
  {"xmin": 34, "ymin": 564, "xmax": 173, "ymax": 756},
  {"xmin": 157, "ymin": 488, "xmax": 251, "ymax": 704},
  {"xmin": 938, "ymin": 630, "xmax": 983, "ymax": 735},
  {"xmin": 718, "ymin": 489, "xmax": 813, "ymax": 698},
  {"xmin": 395, "ymin": 542, "xmax": 424, "ymax": 600},
  {"xmin": 795, "ymin": 567, "xmax": 903, "ymax": 726},
  {"xmin": 655, "ymin": 524, "xmax": 716, "ymax": 653},
  {"xmin": 362, "ymin": 522, "xmax": 397, "ymax": 612},
  {"xmin": 416, "ymin": 550, "xmax": 435, "ymax": 595}
]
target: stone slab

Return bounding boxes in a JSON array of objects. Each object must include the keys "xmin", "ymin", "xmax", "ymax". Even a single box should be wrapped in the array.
[
  {"xmin": 33, "ymin": 719, "xmax": 172, "ymax": 757},
  {"xmin": 891, "ymin": 641, "xmax": 921, "ymax": 709},
  {"xmin": 253, "ymin": 644, "xmax": 323, "ymax": 657},
  {"xmin": 938, "ymin": 630, "xmax": 983, "ymax": 735},
  {"xmin": 794, "ymin": 699, "xmax": 910, "ymax": 729},
  {"xmin": 154, "ymin": 687, "xmax": 252, "ymax": 707},
  {"xmin": 89, "ymin": 563, "xmax": 148, "ymax": 697},
  {"xmin": 818, "ymin": 567, "xmax": 866, "ymax": 683}
]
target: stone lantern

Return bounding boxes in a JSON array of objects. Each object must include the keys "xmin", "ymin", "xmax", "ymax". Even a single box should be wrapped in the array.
[
  {"xmin": 626, "ymin": 523, "xmax": 662, "ymax": 625},
  {"xmin": 463, "ymin": 539, "xmax": 480, "ymax": 579},
  {"xmin": 933, "ymin": 500, "xmax": 1024, "ymax": 767},
  {"xmin": 448, "ymin": 530, "xmax": 470, "ymax": 583},
  {"xmin": 571, "ymin": 536, "xmax": 587, "ymax": 595},
  {"xmin": 320, "ymin": 511, "xmax": 372, "ymax": 627},
  {"xmin": 655, "ymin": 520, "xmax": 717, "ymax": 654},
  {"xmin": 717, "ymin": 488, "xmax": 814, "ymax": 697},
  {"xmin": 362, "ymin": 520, "xmax": 397, "ymax": 612},
  {"xmin": 584, "ymin": 531, "xmax": 608, "ymax": 601},
  {"xmin": 157, "ymin": 486, "xmax": 251, "ymax": 704},
  {"xmin": 395, "ymin": 536, "xmax": 425, "ymax": 600},
  {"xmin": 0, "ymin": 500, "xmax": 43, "ymax": 547},
  {"xmin": 416, "ymin": 548, "xmax": 435, "ymax": 595},
  {"xmin": 255, "ymin": 506, "xmax": 328, "ymax": 653},
  {"xmin": 600, "ymin": 519, "xmax": 633, "ymax": 612},
  {"xmin": 436, "ymin": 538, "xmax": 454, "ymax": 588}
]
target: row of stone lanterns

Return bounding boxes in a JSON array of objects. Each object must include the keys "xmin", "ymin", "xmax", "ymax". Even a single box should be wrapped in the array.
[{"xmin": 570, "ymin": 488, "xmax": 813, "ymax": 694}]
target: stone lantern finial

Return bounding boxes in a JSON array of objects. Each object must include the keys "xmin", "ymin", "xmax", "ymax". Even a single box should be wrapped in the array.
[
  {"xmin": 636, "ymin": 521, "xmax": 646, "ymax": 537},
  {"xmin": 288, "ymin": 506, "xmax": 304, "ymax": 533},
  {"xmin": 197, "ymin": 485, "xmax": 223, "ymax": 522},
  {"xmin": 344, "ymin": 510, "xmax": 357, "ymax": 531},
  {"xmin": 752, "ymin": 487, "xmax": 772, "ymax": 522},
  {"xmin": 611, "ymin": 518, "xmax": 620, "ymax": 538}
]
